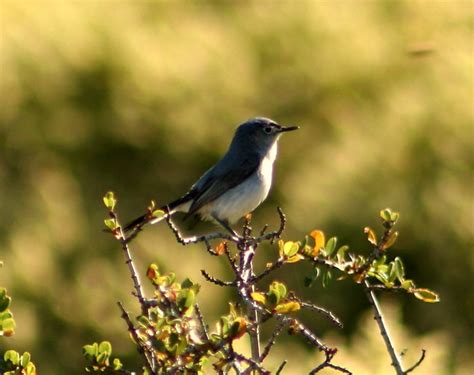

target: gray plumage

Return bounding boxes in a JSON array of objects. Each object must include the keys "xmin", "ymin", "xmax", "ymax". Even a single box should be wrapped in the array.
[{"xmin": 124, "ymin": 117, "xmax": 298, "ymax": 235}]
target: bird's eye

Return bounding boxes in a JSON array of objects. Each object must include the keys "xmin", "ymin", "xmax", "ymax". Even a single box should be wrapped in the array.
[{"xmin": 263, "ymin": 126, "xmax": 273, "ymax": 134}]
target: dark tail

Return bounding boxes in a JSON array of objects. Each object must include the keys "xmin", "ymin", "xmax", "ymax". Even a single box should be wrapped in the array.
[
  {"xmin": 123, "ymin": 213, "xmax": 148, "ymax": 232},
  {"xmin": 123, "ymin": 192, "xmax": 195, "ymax": 233}
]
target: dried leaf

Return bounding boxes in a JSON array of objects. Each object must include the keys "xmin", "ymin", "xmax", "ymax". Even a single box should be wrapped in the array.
[
  {"xmin": 310, "ymin": 230, "xmax": 325, "ymax": 256},
  {"xmin": 364, "ymin": 227, "xmax": 378, "ymax": 246}
]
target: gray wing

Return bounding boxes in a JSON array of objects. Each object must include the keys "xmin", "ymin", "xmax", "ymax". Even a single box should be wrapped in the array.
[{"xmin": 185, "ymin": 152, "xmax": 260, "ymax": 217}]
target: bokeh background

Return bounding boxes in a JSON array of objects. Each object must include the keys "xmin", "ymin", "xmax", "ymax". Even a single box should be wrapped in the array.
[{"xmin": 1, "ymin": 0, "xmax": 472, "ymax": 374}]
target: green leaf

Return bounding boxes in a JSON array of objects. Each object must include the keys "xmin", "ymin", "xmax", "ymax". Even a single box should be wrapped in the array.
[
  {"xmin": 177, "ymin": 289, "xmax": 196, "ymax": 311},
  {"xmin": 20, "ymin": 352, "xmax": 31, "ymax": 367},
  {"xmin": 0, "ymin": 289, "xmax": 11, "ymax": 312},
  {"xmin": 96, "ymin": 351, "xmax": 109, "ymax": 365},
  {"xmin": 4, "ymin": 350, "xmax": 20, "ymax": 365},
  {"xmin": 336, "ymin": 245, "xmax": 349, "ymax": 263},
  {"xmin": 152, "ymin": 209, "xmax": 165, "ymax": 219},
  {"xmin": 98, "ymin": 341, "xmax": 112, "ymax": 355},
  {"xmin": 380, "ymin": 208, "xmax": 392, "ymax": 222},
  {"xmin": 274, "ymin": 301, "xmax": 301, "ymax": 314},
  {"xmin": 401, "ymin": 279, "xmax": 415, "ymax": 290},
  {"xmin": 268, "ymin": 282, "xmax": 287, "ymax": 305},
  {"xmin": 181, "ymin": 278, "xmax": 194, "ymax": 289},
  {"xmin": 325, "ymin": 237, "xmax": 337, "ymax": 256},
  {"xmin": 103, "ymin": 191, "xmax": 116, "ymax": 210},
  {"xmin": 104, "ymin": 218, "xmax": 117, "ymax": 230},
  {"xmin": 113, "ymin": 358, "xmax": 123, "ymax": 370},
  {"xmin": 1, "ymin": 317, "xmax": 16, "ymax": 336},
  {"xmin": 413, "ymin": 288, "xmax": 440, "ymax": 303},
  {"xmin": 390, "ymin": 211, "xmax": 400, "ymax": 223},
  {"xmin": 322, "ymin": 270, "xmax": 332, "ymax": 288},
  {"xmin": 283, "ymin": 241, "xmax": 299, "ymax": 257},
  {"xmin": 82, "ymin": 343, "xmax": 98, "ymax": 360},
  {"xmin": 393, "ymin": 257, "xmax": 405, "ymax": 281}
]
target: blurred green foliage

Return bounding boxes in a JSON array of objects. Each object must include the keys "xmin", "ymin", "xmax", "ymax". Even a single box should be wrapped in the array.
[{"xmin": 0, "ymin": 1, "xmax": 472, "ymax": 374}]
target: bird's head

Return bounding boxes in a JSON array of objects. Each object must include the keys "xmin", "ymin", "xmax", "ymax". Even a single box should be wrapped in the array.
[{"xmin": 233, "ymin": 117, "xmax": 299, "ymax": 154}]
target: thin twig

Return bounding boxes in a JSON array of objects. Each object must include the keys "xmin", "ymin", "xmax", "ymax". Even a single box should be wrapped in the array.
[
  {"xmin": 201, "ymin": 269, "xmax": 236, "ymax": 287},
  {"xmin": 364, "ymin": 280, "xmax": 404, "ymax": 375},
  {"xmin": 252, "ymin": 258, "xmax": 285, "ymax": 283},
  {"xmin": 405, "ymin": 349, "xmax": 426, "ymax": 374},
  {"xmin": 194, "ymin": 303, "xmax": 210, "ymax": 341},
  {"xmin": 117, "ymin": 226, "xmax": 147, "ymax": 315},
  {"xmin": 117, "ymin": 301, "xmax": 155, "ymax": 374},
  {"xmin": 260, "ymin": 320, "xmax": 287, "ymax": 362},
  {"xmin": 275, "ymin": 360, "xmax": 287, "ymax": 375},
  {"xmin": 297, "ymin": 300, "xmax": 343, "ymax": 329}
]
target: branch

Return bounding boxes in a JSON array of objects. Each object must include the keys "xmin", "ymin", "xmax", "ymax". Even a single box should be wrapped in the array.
[
  {"xmin": 297, "ymin": 300, "xmax": 343, "ymax": 329},
  {"xmin": 364, "ymin": 280, "xmax": 404, "ymax": 375},
  {"xmin": 117, "ymin": 301, "xmax": 155, "ymax": 375},
  {"xmin": 309, "ymin": 349, "xmax": 352, "ymax": 374},
  {"xmin": 201, "ymin": 269, "xmax": 236, "ymax": 287},
  {"xmin": 259, "ymin": 320, "xmax": 286, "ymax": 362},
  {"xmin": 165, "ymin": 214, "xmax": 237, "ymax": 253},
  {"xmin": 116, "ymin": 227, "xmax": 148, "ymax": 315},
  {"xmin": 405, "ymin": 349, "xmax": 426, "ymax": 374}
]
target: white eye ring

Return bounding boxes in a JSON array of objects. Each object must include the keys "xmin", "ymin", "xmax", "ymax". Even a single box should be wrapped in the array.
[{"xmin": 263, "ymin": 126, "xmax": 273, "ymax": 134}]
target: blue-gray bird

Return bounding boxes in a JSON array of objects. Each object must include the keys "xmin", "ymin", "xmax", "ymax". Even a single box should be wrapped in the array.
[{"xmin": 124, "ymin": 117, "xmax": 299, "ymax": 236}]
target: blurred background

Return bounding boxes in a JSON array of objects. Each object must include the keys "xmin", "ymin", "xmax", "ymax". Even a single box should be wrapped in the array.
[{"xmin": 0, "ymin": 1, "xmax": 472, "ymax": 374}]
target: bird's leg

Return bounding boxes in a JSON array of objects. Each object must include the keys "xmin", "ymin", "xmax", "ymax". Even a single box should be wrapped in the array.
[{"xmin": 212, "ymin": 215, "xmax": 240, "ymax": 239}]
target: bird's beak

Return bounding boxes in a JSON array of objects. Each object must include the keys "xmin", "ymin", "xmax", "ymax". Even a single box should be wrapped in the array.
[{"xmin": 278, "ymin": 125, "xmax": 300, "ymax": 133}]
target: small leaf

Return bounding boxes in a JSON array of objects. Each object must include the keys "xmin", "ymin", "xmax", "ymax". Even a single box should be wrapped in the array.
[
  {"xmin": 251, "ymin": 292, "xmax": 267, "ymax": 305},
  {"xmin": 274, "ymin": 301, "xmax": 301, "ymax": 314},
  {"xmin": 310, "ymin": 230, "xmax": 325, "ymax": 256},
  {"xmin": 283, "ymin": 241, "xmax": 299, "ymax": 257},
  {"xmin": 325, "ymin": 237, "xmax": 337, "ymax": 256},
  {"xmin": 104, "ymin": 218, "xmax": 118, "ymax": 230},
  {"xmin": 20, "ymin": 352, "xmax": 31, "ymax": 367},
  {"xmin": 390, "ymin": 211, "xmax": 400, "ymax": 224},
  {"xmin": 98, "ymin": 341, "xmax": 112, "ymax": 355},
  {"xmin": 382, "ymin": 231, "xmax": 399, "ymax": 250},
  {"xmin": 364, "ymin": 227, "xmax": 377, "ymax": 246},
  {"xmin": 380, "ymin": 208, "xmax": 392, "ymax": 222},
  {"xmin": 401, "ymin": 279, "xmax": 415, "ymax": 290},
  {"xmin": 181, "ymin": 278, "xmax": 194, "ymax": 289},
  {"xmin": 322, "ymin": 270, "xmax": 332, "ymax": 288},
  {"xmin": 152, "ymin": 209, "xmax": 165, "ymax": 219},
  {"xmin": 336, "ymin": 245, "xmax": 349, "ymax": 263},
  {"xmin": 82, "ymin": 343, "xmax": 98, "ymax": 360},
  {"xmin": 103, "ymin": 191, "xmax": 116, "ymax": 210},
  {"xmin": 286, "ymin": 254, "xmax": 304, "ymax": 263},
  {"xmin": 215, "ymin": 242, "xmax": 226, "ymax": 256},
  {"xmin": 393, "ymin": 257, "xmax": 405, "ymax": 281},
  {"xmin": 146, "ymin": 264, "xmax": 160, "ymax": 281},
  {"xmin": 113, "ymin": 358, "xmax": 123, "ymax": 370},
  {"xmin": 413, "ymin": 288, "xmax": 440, "ymax": 303},
  {"xmin": 4, "ymin": 350, "xmax": 20, "ymax": 365},
  {"xmin": 278, "ymin": 240, "xmax": 285, "ymax": 257}
]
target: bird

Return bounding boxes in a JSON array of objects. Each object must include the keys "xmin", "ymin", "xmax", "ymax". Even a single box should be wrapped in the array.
[{"xmin": 124, "ymin": 117, "xmax": 299, "ymax": 236}]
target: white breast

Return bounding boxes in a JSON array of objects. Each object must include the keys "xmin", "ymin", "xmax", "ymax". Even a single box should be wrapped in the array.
[{"xmin": 200, "ymin": 142, "xmax": 278, "ymax": 224}]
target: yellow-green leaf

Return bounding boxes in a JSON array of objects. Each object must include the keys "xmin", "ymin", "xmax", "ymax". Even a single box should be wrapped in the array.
[
  {"xmin": 274, "ymin": 301, "xmax": 301, "ymax": 314},
  {"xmin": 104, "ymin": 218, "xmax": 117, "ymax": 230},
  {"xmin": 152, "ymin": 209, "xmax": 165, "ymax": 219},
  {"xmin": 283, "ymin": 241, "xmax": 299, "ymax": 257},
  {"xmin": 250, "ymin": 292, "xmax": 266, "ymax": 305},
  {"xmin": 103, "ymin": 191, "xmax": 116, "ymax": 210},
  {"xmin": 286, "ymin": 254, "xmax": 304, "ymax": 263},
  {"xmin": 413, "ymin": 288, "xmax": 440, "ymax": 303}
]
